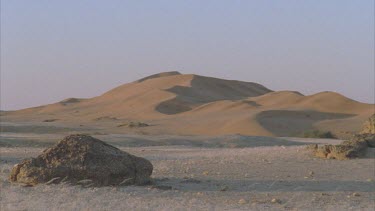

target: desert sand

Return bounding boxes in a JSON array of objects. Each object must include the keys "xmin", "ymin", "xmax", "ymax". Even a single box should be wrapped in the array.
[
  {"xmin": 1, "ymin": 72, "xmax": 374, "ymax": 210},
  {"xmin": 1, "ymin": 72, "xmax": 373, "ymax": 138},
  {"xmin": 1, "ymin": 128, "xmax": 375, "ymax": 210}
]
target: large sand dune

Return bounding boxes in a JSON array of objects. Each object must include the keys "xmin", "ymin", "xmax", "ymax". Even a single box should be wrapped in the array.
[
  {"xmin": 2, "ymin": 72, "xmax": 373, "ymax": 137},
  {"xmin": 1, "ymin": 72, "xmax": 374, "ymax": 210}
]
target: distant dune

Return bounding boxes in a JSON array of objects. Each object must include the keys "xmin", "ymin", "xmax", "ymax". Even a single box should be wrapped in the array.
[{"xmin": 3, "ymin": 72, "xmax": 374, "ymax": 137}]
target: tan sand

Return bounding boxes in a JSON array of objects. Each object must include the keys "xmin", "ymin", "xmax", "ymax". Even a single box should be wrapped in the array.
[{"xmin": 2, "ymin": 72, "xmax": 374, "ymax": 137}]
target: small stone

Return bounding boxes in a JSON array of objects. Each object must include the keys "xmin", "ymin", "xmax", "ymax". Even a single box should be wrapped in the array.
[
  {"xmin": 220, "ymin": 186, "xmax": 228, "ymax": 191},
  {"xmin": 238, "ymin": 198, "xmax": 247, "ymax": 204},
  {"xmin": 309, "ymin": 171, "xmax": 314, "ymax": 176},
  {"xmin": 352, "ymin": 193, "xmax": 360, "ymax": 197},
  {"xmin": 271, "ymin": 198, "xmax": 282, "ymax": 204},
  {"xmin": 202, "ymin": 171, "xmax": 209, "ymax": 176}
]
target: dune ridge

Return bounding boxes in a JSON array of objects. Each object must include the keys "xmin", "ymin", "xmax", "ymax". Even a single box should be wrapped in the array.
[{"xmin": 3, "ymin": 72, "xmax": 374, "ymax": 137}]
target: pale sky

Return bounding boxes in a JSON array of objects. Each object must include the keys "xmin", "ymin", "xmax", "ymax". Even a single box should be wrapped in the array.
[{"xmin": 1, "ymin": 0, "xmax": 374, "ymax": 110}]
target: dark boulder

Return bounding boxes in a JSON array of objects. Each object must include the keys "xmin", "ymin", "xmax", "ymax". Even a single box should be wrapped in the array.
[{"xmin": 10, "ymin": 134, "xmax": 153, "ymax": 186}]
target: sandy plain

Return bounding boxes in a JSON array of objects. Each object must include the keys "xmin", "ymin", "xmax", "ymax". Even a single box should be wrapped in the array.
[{"xmin": 1, "ymin": 121, "xmax": 374, "ymax": 211}]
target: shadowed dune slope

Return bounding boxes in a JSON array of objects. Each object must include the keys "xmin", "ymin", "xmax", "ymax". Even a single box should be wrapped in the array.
[
  {"xmin": 155, "ymin": 75, "xmax": 272, "ymax": 114},
  {"xmin": 3, "ymin": 72, "xmax": 374, "ymax": 137}
]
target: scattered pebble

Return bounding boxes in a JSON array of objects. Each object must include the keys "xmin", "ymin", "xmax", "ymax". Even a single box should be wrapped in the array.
[
  {"xmin": 352, "ymin": 193, "xmax": 360, "ymax": 197},
  {"xmin": 271, "ymin": 198, "xmax": 282, "ymax": 204},
  {"xmin": 238, "ymin": 198, "xmax": 247, "ymax": 204},
  {"xmin": 220, "ymin": 186, "xmax": 228, "ymax": 191}
]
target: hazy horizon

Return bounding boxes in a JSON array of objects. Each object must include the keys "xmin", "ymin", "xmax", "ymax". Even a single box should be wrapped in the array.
[{"xmin": 1, "ymin": 0, "xmax": 374, "ymax": 110}]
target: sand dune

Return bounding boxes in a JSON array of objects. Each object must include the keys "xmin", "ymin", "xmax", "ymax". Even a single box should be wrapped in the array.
[
  {"xmin": 136, "ymin": 71, "xmax": 182, "ymax": 83},
  {"xmin": 3, "ymin": 72, "xmax": 374, "ymax": 137}
]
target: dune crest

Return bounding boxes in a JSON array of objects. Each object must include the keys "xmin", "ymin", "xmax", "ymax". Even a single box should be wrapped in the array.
[{"xmin": 137, "ymin": 71, "xmax": 182, "ymax": 83}]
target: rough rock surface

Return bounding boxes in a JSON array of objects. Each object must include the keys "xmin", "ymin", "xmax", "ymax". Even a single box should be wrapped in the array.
[
  {"xmin": 360, "ymin": 114, "xmax": 375, "ymax": 134},
  {"xmin": 353, "ymin": 133, "xmax": 375, "ymax": 148},
  {"xmin": 9, "ymin": 134, "xmax": 153, "ymax": 186},
  {"xmin": 306, "ymin": 116, "xmax": 375, "ymax": 160},
  {"xmin": 307, "ymin": 140, "xmax": 368, "ymax": 160}
]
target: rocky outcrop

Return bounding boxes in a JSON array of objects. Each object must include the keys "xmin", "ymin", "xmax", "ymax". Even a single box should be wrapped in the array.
[
  {"xmin": 353, "ymin": 133, "xmax": 375, "ymax": 148},
  {"xmin": 307, "ymin": 139, "xmax": 368, "ymax": 160},
  {"xmin": 306, "ymin": 136, "xmax": 374, "ymax": 160},
  {"xmin": 360, "ymin": 114, "xmax": 375, "ymax": 134},
  {"xmin": 10, "ymin": 134, "xmax": 153, "ymax": 186},
  {"xmin": 306, "ymin": 115, "xmax": 375, "ymax": 160}
]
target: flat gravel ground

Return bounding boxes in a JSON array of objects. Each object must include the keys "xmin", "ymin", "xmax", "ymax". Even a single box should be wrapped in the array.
[{"xmin": 1, "ymin": 138, "xmax": 374, "ymax": 211}]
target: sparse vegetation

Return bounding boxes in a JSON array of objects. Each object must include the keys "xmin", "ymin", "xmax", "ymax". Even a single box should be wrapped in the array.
[
  {"xmin": 300, "ymin": 130, "xmax": 336, "ymax": 139},
  {"xmin": 117, "ymin": 122, "xmax": 150, "ymax": 128}
]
